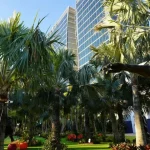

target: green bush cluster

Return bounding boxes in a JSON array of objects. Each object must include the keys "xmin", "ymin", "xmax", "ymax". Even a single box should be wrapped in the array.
[
  {"xmin": 43, "ymin": 134, "xmax": 67, "ymax": 150},
  {"xmin": 30, "ymin": 138, "xmax": 44, "ymax": 146},
  {"xmin": 41, "ymin": 132, "xmax": 49, "ymax": 138},
  {"xmin": 92, "ymin": 134, "xmax": 113, "ymax": 144}
]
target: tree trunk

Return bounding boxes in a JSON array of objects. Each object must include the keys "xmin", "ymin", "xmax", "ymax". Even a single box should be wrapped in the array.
[
  {"xmin": 117, "ymin": 105, "xmax": 125, "ymax": 142},
  {"xmin": 51, "ymin": 97, "xmax": 61, "ymax": 149},
  {"xmin": 78, "ymin": 109, "xmax": 83, "ymax": 133},
  {"xmin": 132, "ymin": 74, "xmax": 147, "ymax": 146},
  {"xmin": 105, "ymin": 63, "xmax": 150, "ymax": 78},
  {"xmin": 84, "ymin": 107, "xmax": 90, "ymax": 142},
  {"xmin": 110, "ymin": 109, "xmax": 119, "ymax": 144},
  {"xmin": 28, "ymin": 116, "xmax": 34, "ymax": 146},
  {"xmin": 75, "ymin": 108, "xmax": 79, "ymax": 133},
  {"xmin": 0, "ymin": 103, "xmax": 7, "ymax": 150},
  {"xmin": 100, "ymin": 111, "xmax": 106, "ymax": 136}
]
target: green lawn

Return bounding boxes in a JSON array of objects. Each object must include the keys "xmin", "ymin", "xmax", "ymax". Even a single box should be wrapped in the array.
[
  {"xmin": 4, "ymin": 135, "xmax": 135, "ymax": 150},
  {"xmin": 61, "ymin": 138, "xmax": 110, "ymax": 150}
]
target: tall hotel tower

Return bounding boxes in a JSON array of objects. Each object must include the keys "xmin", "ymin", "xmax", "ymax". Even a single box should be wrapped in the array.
[
  {"xmin": 50, "ymin": 7, "xmax": 79, "ymax": 69},
  {"xmin": 76, "ymin": 0, "xmax": 109, "ymax": 68}
]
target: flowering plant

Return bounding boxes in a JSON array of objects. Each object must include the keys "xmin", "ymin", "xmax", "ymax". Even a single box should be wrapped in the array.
[
  {"xmin": 111, "ymin": 143, "xmax": 150, "ymax": 150},
  {"xmin": 98, "ymin": 133, "xmax": 102, "ymax": 136},
  {"xmin": 67, "ymin": 134, "xmax": 76, "ymax": 141},
  {"xmin": 77, "ymin": 134, "xmax": 83, "ymax": 140}
]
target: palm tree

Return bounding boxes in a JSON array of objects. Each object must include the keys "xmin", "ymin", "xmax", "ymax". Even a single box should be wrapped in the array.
[
  {"xmin": 0, "ymin": 12, "xmax": 59, "ymax": 150},
  {"xmin": 40, "ymin": 49, "xmax": 76, "ymax": 149},
  {"xmin": 91, "ymin": 0, "xmax": 150, "ymax": 146}
]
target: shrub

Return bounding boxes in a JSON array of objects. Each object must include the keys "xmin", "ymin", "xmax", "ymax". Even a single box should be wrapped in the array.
[
  {"xmin": 30, "ymin": 138, "xmax": 44, "ymax": 146},
  {"xmin": 67, "ymin": 134, "xmax": 76, "ymax": 141},
  {"xmin": 111, "ymin": 143, "xmax": 137, "ymax": 150},
  {"xmin": 60, "ymin": 133, "xmax": 67, "ymax": 138},
  {"xmin": 41, "ymin": 132, "xmax": 48, "ymax": 138},
  {"xmin": 92, "ymin": 134, "xmax": 102, "ymax": 144},
  {"xmin": 106, "ymin": 136, "xmax": 113, "ymax": 142},
  {"xmin": 78, "ymin": 139, "xmax": 86, "ymax": 144},
  {"xmin": 125, "ymin": 139, "xmax": 131, "ymax": 143},
  {"xmin": 43, "ymin": 134, "xmax": 67, "ymax": 150},
  {"xmin": 77, "ymin": 134, "xmax": 83, "ymax": 140},
  {"xmin": 21, "ymin": 128, "xmax": 29, "ymax": 141},
  {"xmin": 110, "ymin": 143, "xmax": 150, "ymax": 150}
]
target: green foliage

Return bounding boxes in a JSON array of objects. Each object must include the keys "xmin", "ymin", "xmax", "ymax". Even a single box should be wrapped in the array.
[
  {"xmin": 78, "ymin": 139, "xmax": 86, "ymax": 144},
  {"xmin": 21, "ymin": 128, "xmax": 29, "ymax": 141},
  {"xmin": 43, "ymin": 135, "xmax": 67, "ymax": 150},
  {"xmin": 30, "ymin": 137, "xmax": 44, "ymax": 146},
  {"xmin": 106, "ymin": 136, "xmax": 114, "ymax": 142},
  {"xmin": 41, "ymin": 132, "xmax": 49, "ymax": 139},
  {"xmin": 92, "ymin": 134, "xmax": 102, "ymax": 144}
]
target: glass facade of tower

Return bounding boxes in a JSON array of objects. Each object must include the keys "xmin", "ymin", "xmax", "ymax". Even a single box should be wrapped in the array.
[
  {"xmin": 50, "ymin": 7, "xmax": 78, "ymax": 69},
  {"xmin": 76, "ymin": 0, "xmax": 109, "ymax": 68},
  {"xmin": 50, "ymin": 12, "xmax": 68, "ymax": 50}
]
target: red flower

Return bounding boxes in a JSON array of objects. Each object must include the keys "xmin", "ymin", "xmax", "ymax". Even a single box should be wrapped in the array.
[
  {"xmin": 67, "ymin": 134, "xmax": 76, "ymax": 141},
  {"xmin": 77, "ymin": 134, "xmax": 83, "ymax": 140},
  {"xmin": 98, "ymin": 133, "xmax": 102, "ymax": 136}
]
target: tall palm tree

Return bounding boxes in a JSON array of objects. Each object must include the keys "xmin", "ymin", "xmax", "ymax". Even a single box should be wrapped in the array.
[
  {"xmin": 41, "ymin": 50, "xmax": 76, "ymax": 149},
  {"xmin": 0, "ymin": 12, "xmax": 59, "ymax": 150},
  {"xmin": 92, "ymin": 0, "xmax": 150, "ymax": 146}
]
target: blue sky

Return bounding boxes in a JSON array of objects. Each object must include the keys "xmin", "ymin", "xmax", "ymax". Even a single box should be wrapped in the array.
[{"xmin": 0, "ymin": 0, "xmax": 75, "ymax": 32}]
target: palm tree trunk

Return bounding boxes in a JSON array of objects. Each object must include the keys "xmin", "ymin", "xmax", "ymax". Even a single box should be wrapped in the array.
[
  {"xmin": 110, "ymin": 109, "xmax": 119, "ymax": 144},
  {"xmin": 75, "ymin": 108, "xmax": 79, "ymax": 133},
  {"xmin": 84, "ymin": 107, "xmax": 90, "ymax": 142},
  {"xmin": 132, "ymin": 74, "xmax": 147, "ymax": 146},
  {"xmin": 51, "ymin": 97, "xmax": 61, "ymax": 149},
  {"xmin": 100, "ymin": 111, "xmax": 106, "ymax": 136},
  {"xmin": 28, "ymin": 116, "xmax": 34, "ymax": 146},
  {"xmin": 0, "ymin": 103, "xmax": 7, "ymax": 150},
  {"xmin": 0, "ymin": 91, "xmax": 8, "ymax": 150},
  {"xmin": 117, "ymin": 105, "xmax": 125, "ymax": 142}
]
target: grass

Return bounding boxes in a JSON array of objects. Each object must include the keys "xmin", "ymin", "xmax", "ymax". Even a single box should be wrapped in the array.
[
  {"xmin": 125, "ymin": 136, "xmax": 135, "ymax": 142},
  {"xmin": 4, "ymin": 135, "xmax": 135, "ymax": 150},
  {"xmin": 61, "ymin": 138, "xmax": 110, "ymax": 150}
]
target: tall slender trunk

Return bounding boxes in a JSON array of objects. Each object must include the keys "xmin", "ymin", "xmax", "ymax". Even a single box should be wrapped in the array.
[
  {"xmin": 78, "ymin": 109, "xmax": 83, "ymax": 133},
  {"xmin": 132, "ymin": 74, "xmax": 147, "ymax": 146},
  {"xmin": 75, "ymin": 108, "xmax": 79, "ymax": 133},
  {"xmin": 100, "ymin": 111, "xmax": 106, "ymax": 136},
  {"xmin": 60, "ymin": 117, "xmax": 66, "ymax": 133},
  {"xmin": 51, "ymin": 97, "xmax": 61, "ymax": 149},
  {"xmin": 28, "ymin": 116, "xmax": 34, "ymax": 146},
  {"xmin": 84, "ymin": 107, "xmax": 90, "ymax": 142},
  {"xmin": 110, "ymin": 109, "xmax": 119, "ymax": 144},
  {"xmin": 0, "ymin": 103, "xmax": 7, "ymax": 150},
  {"xmin": 93, "ymin": 115, "xmax": 97, "ymax": 134},
  {"xmin": 0, "ymin": 91, "xmax": 8, "ymax": 150},
  {"xmin": 117, "ymin": 105, "xmax": 125, "ymax": 142}
]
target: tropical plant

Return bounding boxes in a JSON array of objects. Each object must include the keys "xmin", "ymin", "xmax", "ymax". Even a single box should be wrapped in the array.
[
  {"xmin": 0, "ymin": 12, "xmax": 59, "ymax": 150},
  {"xmin": 91, "ymin": 0, "xmax": 150, "ymax": 146},
  {"xmin": 37, "ymin": 49, "xmax": 76, "ymax": 149}
]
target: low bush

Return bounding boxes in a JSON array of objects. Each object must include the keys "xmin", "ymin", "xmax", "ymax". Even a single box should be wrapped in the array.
[
  {"xmin": 111, "ymin": 143, "xmax": 150, "ymax": 150},
  {"xmin": 105, "ymin": 136, "xmax": 113, "ymax": 142},
  {"xmin": 92, "ymin": 133, "xmax": 102, "ymax": 144},
  {"xmin": 60, "ymin": 133, "xmax": 67, "ymax": 138},
  {"xmin": 43, "ymin": 134, "xmax": 67, "ymax": 150},
  {"xmin": 77, "ymin": 134, "xmax": 83, "ymax": 140},
  {"xmin": 30, "ymin": 138, "xmax": 44, "ymax": 146},
  {"xmin": 67, "ymin": 134, "xmax": 76, "ymax": 141},
  {"xmin": 41, "ymin": 132, "xmax": 48, "ymax": 138},
  {"xmin": 78, "ymin": 138, "xmax": 86, "ymax": 144}
]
